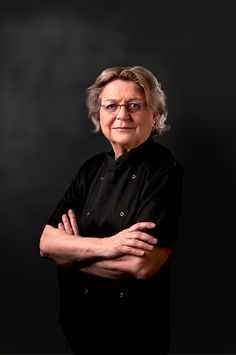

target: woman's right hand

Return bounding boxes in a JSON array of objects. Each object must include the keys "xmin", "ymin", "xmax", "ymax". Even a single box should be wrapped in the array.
[
  {"xmin": 58, "ymin": 209, "xmax": 80, "ymax": 236},
  {"xmin": 101, "ymin": 222, "xmax": 158, "ymax": 258}
]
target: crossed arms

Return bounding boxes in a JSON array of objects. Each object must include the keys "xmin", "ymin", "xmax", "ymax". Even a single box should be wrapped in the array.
[{"xmin": 39, "ymin": 209, "xmax": 173, "ymax": 280}]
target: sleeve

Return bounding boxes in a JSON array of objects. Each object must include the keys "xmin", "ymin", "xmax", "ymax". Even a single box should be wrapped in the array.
[
  {"xmin": 46, "ymin": 168, "xmax": 85, "ymax": 228},
  {"xmin": 133, "ymin": 160, "xmax": 184, "ymax": 248}
]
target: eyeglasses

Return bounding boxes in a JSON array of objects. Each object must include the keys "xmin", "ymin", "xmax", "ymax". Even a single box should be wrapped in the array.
[{"xmin": 100, "ymin": 102, "xmax": 147, "ymax": 113}]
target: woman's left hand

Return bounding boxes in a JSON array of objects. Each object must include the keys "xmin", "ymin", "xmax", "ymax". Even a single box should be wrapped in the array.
[{"xmin": 100, "ymin": 221, "xmax": 158, "ymax": 258}]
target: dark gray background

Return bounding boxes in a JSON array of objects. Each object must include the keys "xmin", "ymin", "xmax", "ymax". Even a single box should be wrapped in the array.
[{"xmin": 0, "ymin": 0, "xmax": 235, "ymax": 353}]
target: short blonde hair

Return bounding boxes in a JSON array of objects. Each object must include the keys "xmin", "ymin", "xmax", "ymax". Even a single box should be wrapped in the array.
[{"xmin": 86, "ymin": 65, "xmax": 169, "ymax": 135}]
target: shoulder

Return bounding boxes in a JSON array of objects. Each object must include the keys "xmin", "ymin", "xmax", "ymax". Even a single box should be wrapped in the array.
[
  {"xmin": 68, "ymin": 152, "xmax": 107, "ymax": 190},
  {"xmin": 144, "ymin": 137, "xmax": 184, "ymax": 177},
  {"xmin": 78, "ymin": 152, "xmax": 107, "ymax": 177}
]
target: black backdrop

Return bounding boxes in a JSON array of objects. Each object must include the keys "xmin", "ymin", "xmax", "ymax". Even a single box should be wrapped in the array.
[{"xmin": 1, "ymin": 1, "xmax": 235, "ymax": 353}]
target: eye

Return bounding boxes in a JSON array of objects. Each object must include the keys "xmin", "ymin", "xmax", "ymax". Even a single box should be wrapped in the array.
[
  {"xmin": 129, "ymin": 102, "xmax": 142, "ymax": 111},
  {"xmin": 105, "ymin": 103, "xmax": 118, "ymax": 111}
]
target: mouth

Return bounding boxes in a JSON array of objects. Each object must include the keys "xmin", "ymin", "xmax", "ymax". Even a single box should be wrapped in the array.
[{"xmin": 112, "ymin": 127, "xmax": 135, "ymax": 131}]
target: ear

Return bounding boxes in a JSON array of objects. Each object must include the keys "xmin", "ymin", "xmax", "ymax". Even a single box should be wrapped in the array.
[{"xmin": 152, "ymin": 112, "xmax": 160, "ymax": 127}]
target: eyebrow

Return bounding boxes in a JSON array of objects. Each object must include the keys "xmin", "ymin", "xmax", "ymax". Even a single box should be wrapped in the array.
[{"xmin": 102, "ymin": 97, "xmax": 144, "ymax": 102}]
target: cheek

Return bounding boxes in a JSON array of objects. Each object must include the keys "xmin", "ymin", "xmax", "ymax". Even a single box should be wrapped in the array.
[
  {"xmin": 138, "ymin": 118, "xmax": 154, "ymax": 133},
  {"xmin": 100, "ymin": 116, "xmax": 111, "ymax": 134},
  {"xmin": 99, "ymin": 116, "xmax": 107, "ymax": 128}
]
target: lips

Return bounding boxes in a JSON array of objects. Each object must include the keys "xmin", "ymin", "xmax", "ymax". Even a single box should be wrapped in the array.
[{"xmin": 112, "ymin": 127, "xmax": 134, "ymax": 130}]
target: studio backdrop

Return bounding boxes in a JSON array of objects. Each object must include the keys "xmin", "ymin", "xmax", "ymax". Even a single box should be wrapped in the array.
[{"xmin": 0, "ymin": 1, "xmax": 235, "ymax": 353}]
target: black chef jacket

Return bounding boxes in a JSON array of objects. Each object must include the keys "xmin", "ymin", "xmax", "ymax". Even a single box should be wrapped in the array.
[{"xmin": 47, "ymin": 135, "xmax": 184, "ymax": 354}]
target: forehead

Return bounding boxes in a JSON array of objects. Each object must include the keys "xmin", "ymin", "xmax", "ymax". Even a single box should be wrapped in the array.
[{"xmin": 100, "ymin": 79, "xmax": 145, "ymax": 100}]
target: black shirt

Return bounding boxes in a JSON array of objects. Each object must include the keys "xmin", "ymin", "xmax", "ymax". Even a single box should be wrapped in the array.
[
  {"xmin": 47, "ymin": 135, "xmax": 184, "ymax": 353},
  {"xmin": 48, "ymin": 135, "xmax": 183, "ymax": 247}
]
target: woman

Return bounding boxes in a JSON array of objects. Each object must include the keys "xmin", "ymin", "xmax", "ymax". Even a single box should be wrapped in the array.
[{"xmin": 40, "ymin": 66, "xmax": 184, "ymax": 354}]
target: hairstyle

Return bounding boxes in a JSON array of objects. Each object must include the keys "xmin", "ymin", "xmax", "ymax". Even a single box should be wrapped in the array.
[{"xmin": 86, "ymin": 65, "xmax": 169, "ymax": 135}]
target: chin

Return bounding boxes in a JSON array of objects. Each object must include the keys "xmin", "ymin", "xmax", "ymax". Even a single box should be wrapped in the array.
[{"xmin": 112, "ymin": 136, "xmax": 134, "ymax": 145}]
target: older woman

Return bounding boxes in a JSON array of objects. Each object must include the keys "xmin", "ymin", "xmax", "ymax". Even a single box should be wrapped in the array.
[{"xmin": 40, "ymin": 66, "xmax": 184, "ymax": 355}]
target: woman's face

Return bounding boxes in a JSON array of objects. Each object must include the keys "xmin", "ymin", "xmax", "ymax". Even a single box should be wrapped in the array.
[{"xmin": 99, "ymin": 79, "xmax": 157, "ymax": 159}]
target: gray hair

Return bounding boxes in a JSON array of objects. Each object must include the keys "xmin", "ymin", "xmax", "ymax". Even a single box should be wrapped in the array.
[{"xmin": 86, "ymin": 65, "xmax": 170, "ymax": 135}]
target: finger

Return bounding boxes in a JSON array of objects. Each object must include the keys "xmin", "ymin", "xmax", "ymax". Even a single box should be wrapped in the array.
[
  {"xmin": 68, "ymin": 209, "xmax": 80, "ymax": 235},
  {"xmin": 130, "ymin": 231, "xmax": 158, "ymax": 245},
  {"xmin": 62, "ymin": 214, "xmax": 73, "ymax": 234},
  {"xmin": 126, "ymin": 238, "xmax": 155, "ymax": 251},
  {"xmin": 58, "ymin": 222, "xmax": 65, "ymax": 231},
  {"xmin": 128, "ymin": 222, "xmax": 156, "ymax": 232},
  {"xmin": 121, "ymin": 246, "xmax": 145, "ymax": 257}
]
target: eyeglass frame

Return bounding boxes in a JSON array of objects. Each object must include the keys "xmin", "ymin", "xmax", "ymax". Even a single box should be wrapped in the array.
[{"xmin": 100, "ymin": 102, "xmax": 148, "ymax": 113}]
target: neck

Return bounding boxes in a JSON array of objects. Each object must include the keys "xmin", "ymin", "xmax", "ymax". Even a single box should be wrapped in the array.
[{"xmin": 111, "ymin": 143, "xmax": 132, "ymax": 160}]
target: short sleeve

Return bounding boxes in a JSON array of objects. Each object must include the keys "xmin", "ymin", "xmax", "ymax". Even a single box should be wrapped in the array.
[
  {"xmin": 133, "ymin": 161, "xmax": 184, "ymax": 248},
  {"xmin": 46, "ymin": 169, "xmax": 84, "ymax": 228}
]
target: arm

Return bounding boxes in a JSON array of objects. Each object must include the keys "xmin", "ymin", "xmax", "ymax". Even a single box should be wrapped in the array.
[
  {"xmin": 42, "ymin": 210, "xmax": 171, "ymax": 280},
  {"xmin": 79, "ymin": 247, "xmax": 173, "ymax": 280},
  {"xmin": 39, "ymin": 210, "xmax": 157, "ymax": 266},
  {"xmin": 41, "ymin": 160, "xmax": 183, "ymax": 277}
]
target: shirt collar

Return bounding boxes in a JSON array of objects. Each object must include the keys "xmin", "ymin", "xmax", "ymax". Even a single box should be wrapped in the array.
[{"xmin": 106, "ymin": 135, "xmax": 155, "ymax": 170}]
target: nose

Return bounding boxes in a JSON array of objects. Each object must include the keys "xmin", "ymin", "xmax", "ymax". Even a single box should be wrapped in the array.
[{"xmin": 116, "ymin": 105, "xmax": 130, "ymax": 120}]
